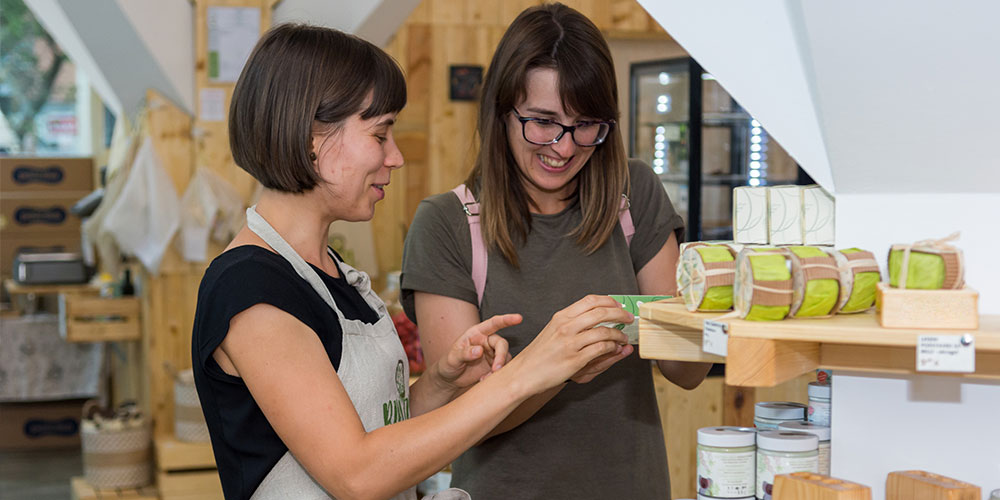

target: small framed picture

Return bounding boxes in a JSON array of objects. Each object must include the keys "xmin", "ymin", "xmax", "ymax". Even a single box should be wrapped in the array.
[{"xmin": 449, "ymin": 65, "xmax": 483, "ymax": 101}]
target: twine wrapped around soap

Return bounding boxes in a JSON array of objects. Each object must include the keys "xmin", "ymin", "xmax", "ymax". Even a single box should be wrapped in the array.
[
  {"xmin": 889, "ymin": 232, "xmax": 964, "ymax": 290},
  {"xmin": 787, "ymin": 246, "xmax": 842, "ymax": 318},
  {"xmin": 733, "ymin": 248, "xmax": 794, "ymax": 321},
  {"xmin": 831, "ymin": 248, "xmax": 881, "ymax": 313},
  {"xmin": 676, "ymin": 244, "xmax": 738, "ymax": 311}
]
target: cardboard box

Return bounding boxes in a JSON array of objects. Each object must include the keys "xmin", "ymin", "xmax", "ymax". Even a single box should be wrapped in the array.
[
  {"xmin": 0, "ymin": 191, "xmax": 89, "ymax": 234},
  {"xmin": 801, "ymin": 185, "xmax": 835, "ymax": 245},
  {"xmin": 0, "ymin": 398, "xmax": 87, "ymax": 450},
  {"xmin": 732, "ymin": 186, "xmax": 768, "ymax": 244},
  {"xmin": 768, "ymin": 185, "xmax": 804, "ymax": 245},
  {"xmin": 1, "ymin": 233, "xmax": 82, "ymax": 276},
  {"xmin": 0, "ymin": 157, "xmax": 94, "ymax": 193}
]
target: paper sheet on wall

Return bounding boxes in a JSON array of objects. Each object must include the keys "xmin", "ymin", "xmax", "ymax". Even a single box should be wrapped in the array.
[
  {"xmin": 207, "ymin": 7, "xmax": 260, "ymax": 83},
  {"xmin": 199, "ymin": 88, "xmax": 226, "ymax": 122}
]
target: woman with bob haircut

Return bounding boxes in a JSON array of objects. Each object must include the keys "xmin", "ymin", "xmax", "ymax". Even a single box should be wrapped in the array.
[
  {"xmin": 191, "ymin": 23, "xmax": 635, "ymax": 500},
  {"xmin": 402, "ymin": 4, "xmax": 712, "ymax": 498}
]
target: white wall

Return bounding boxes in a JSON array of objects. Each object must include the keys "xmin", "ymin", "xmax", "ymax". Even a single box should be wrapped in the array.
[
  {"xmin": 838, "ymin": 193, "xmax": 1000, "ymax": 314},
  {"xmin": 834, "ymin": 372, "xmax": 1000, "ymax": 498}
]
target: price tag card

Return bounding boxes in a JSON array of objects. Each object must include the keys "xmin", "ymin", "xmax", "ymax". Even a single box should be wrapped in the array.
[
  {"xmin": 917, "ymin": 334, "xmax": 975, "ymax": 373},
  {"xmin": 703, "ymin": 319, "xmax": 729, "ymax": 357}
]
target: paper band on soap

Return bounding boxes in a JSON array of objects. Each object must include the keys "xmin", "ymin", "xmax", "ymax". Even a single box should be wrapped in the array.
[
  {"xmin": 843, "ymin": 251, "xmax": 880, "ymax": 275},
  {"xmin": 751, "ymin": 279, "xmax": 794, "ymax": 306}
]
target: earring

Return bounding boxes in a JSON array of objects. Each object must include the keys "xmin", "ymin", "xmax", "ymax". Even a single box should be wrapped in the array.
[{"xmin": 308, "ymin": 152, "xmax": 317, "ymax": 161}]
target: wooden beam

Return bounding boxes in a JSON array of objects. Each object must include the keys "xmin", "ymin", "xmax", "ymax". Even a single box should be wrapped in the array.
[{"xmin": 725, "ymin": 337, "xmax": 819, "ymax": 387}]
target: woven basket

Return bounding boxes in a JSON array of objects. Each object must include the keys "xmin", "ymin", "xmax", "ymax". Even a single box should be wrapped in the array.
[
  {"xmin": 174, "ymin": 369, "xmax": 210, "ymax": 442},
  {"xmin": 81, "ymin": 406, "xmax": 152, "ymax": 489}
]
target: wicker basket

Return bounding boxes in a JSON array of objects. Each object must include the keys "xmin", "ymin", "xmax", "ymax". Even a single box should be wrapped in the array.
[
  {"xmin": 174, "ymin": 369, "xmax": 210, "ymax": 442},
  {"xmin": 81, "ymin": 403, "xmax": 152, "ymax": 489}
]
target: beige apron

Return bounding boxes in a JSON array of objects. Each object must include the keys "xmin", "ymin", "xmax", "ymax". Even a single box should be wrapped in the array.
[{"xmin": 246, "ymin": 206, "xmax": 419, "ymax": 500}]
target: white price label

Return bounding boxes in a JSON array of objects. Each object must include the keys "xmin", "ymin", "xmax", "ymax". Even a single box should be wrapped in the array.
[
  {"xmin": 703, "ymin": 319, "xmax": 729, "ymax": 357},
  {"xmin": 917, "ymin": 334, "xmax": 975, "ymax": 373}
]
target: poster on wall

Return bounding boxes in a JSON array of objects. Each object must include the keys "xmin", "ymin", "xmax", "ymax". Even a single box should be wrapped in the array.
[{"xmin": 207, "ymin": 7, "xmax": 260, "ymax": 83}]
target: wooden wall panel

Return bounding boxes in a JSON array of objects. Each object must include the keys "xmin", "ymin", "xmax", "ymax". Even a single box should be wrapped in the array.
[{"xmin": 656, "ymin": 371, "xmax": 724, "ymax": 500}]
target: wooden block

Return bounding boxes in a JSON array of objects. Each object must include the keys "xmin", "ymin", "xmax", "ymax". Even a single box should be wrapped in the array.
[
  {"xmin": 773, "ymin": 472, "xmax": 871, "ymax": 500},
  {"xmin": 725, "ymin": 336, "xmax": 819, "ymax": 387},
  {"xmin": 70, "ymin": 476, "xmax": 158, "ymax": 500},
  {"xmin": 157, "ymin": 470, "xmax": 224, "ymax": 499},
  {"xmin": 155, "ymin": 436, "xmax": 216, "ymax": 472},
  {"xmin": 886, "ymin": 470, "xmax": 981, "ymax": 500},
  {"xmin": 60, "ymin": 295, "xmax": 141, "ymax": 342},
  {"xmin": 877, "ymin": 283, "xmax": 979, "ymax": 330},
  {"xmin": 638, "ymin": 319, "xmax": 725, "ymax": 363}
]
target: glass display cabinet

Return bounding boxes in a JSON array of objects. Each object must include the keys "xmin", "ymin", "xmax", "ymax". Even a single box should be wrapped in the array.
[{"xmin": 629, "ymin": 58, "xmax": 809, "ymax": 242}]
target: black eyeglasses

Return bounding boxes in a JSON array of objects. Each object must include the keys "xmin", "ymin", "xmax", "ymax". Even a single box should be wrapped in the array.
[{"xmin": 511, "ymin": 109, "xmax": 614, "ymax": 147}]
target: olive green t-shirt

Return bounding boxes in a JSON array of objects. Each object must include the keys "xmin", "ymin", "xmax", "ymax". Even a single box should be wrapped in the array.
[{"xmin": 401, "ymin": 160, "xmax": 684, "ymax": 500}]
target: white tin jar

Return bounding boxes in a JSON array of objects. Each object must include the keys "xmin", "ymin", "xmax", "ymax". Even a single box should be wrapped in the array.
[
  {"xmin": 697, "ymin": 426, "xmax": 756, "ymax": 499},
  {"xmin": 755, "ymin": 430, "xmax": 818, "ymax": 499},
  {"xmin": 807, "ymin": 382, "xmax": 831, "ymax": 427},
  {"xmin": 778, "ymin": 421, "xmax": 831, "ymax": 475},
  {"xmin": 753, "ymin": 402, "xmax": 807, "ymax": 430}
]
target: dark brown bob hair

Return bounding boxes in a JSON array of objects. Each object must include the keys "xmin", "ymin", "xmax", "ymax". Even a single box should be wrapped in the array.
[
  {"xmin": 230, "ymin": 23, "xmax": 406, "ymax": 193},
  {"xmin": 465, "ymin": 3, "xmax": 629, "ymax": 267}
]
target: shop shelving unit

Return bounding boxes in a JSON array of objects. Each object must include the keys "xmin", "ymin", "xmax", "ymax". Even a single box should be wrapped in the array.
[{"xmin": 638, "ymin": 298, "xmax": 1000, "ymax": 387}]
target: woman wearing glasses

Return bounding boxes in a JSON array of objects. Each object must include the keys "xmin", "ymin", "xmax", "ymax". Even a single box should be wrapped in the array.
[{"xmin": 401, "ymin": 3, "xmax": 711, "ymax": 499}]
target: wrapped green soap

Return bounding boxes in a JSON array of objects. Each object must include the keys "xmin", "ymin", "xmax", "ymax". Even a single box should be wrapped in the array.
[
  {"xmin": 831, "ymin": 248, "xmax": 881, "ymax": 313},
  {"xmin": 887, "ymin": 233, "xmax": 964, "ymax": 290},
  {"xmin": 676, "ymin": 243, "xmax": 738, "ymax": 311},
  {"xmin": 733, "ymin": 247, "xmax": 794, "ymax": 321},
  {"xmin": 787, "ymin": 246, "xmax": 842, "ymax": 318}
]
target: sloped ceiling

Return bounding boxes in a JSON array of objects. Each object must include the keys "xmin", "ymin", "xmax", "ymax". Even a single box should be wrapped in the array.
[
  {"xmin": 26, "ymin": 0, "xmax": 417, "ymax": 119},
  {"xmin": 639, "ymin": 0, "xmax": 1000, "ymax": 195}
]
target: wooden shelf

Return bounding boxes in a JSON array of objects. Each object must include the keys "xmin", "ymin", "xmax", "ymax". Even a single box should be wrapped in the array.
[
  {"xmin": 639, "ymin": 298, "xmax": 1000, "ymax": 387},
  {"xmin": 4, "ymin": 278, "xmax": 99, "ymax": 296},
  {"xmin": 154, "ymin": 436, "xmax": 216, "ymax": 471}
]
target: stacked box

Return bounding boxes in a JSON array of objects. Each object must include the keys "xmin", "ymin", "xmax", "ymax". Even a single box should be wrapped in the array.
[{"xmin": 0, "ymin": 157, "xmax": 93, "ymax": 288}]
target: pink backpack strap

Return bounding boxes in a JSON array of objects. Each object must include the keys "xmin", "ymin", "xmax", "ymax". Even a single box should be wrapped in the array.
[
  {"xmin": 619, "ymin": 194, "xmax": 634, "ymax": 246},
  {"xmin": 453, "ymin": 188, "xmax": 633, "ymax": 307},
  {"xmin": 451, "ymin": 185, "xmax": 487, "ymax": 306}
]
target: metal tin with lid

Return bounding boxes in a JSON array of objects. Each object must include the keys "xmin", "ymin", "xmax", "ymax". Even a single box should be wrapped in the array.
[
  {"xmin": 807, "ymin": 382, "xmax": 832, "ymax": 426},
  {"xmin": 697, "ymin": 427, "xmax": 756, "ymax": 499},
  {"xmin": 778, "ymin": 421, "xmax": 831, "ymax": 476},
  {"xmin": 754, "ymin": 401, "xmax": 807, "ymax": 430},
  {"xmin": 755, "ymin": 430, "xmax": 819, "ymax": 499}
]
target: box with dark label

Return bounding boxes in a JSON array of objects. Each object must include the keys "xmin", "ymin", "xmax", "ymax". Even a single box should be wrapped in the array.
[
  {"xmin": 0, "ymin": 399, "xmax": 87, "ymax": 450},
  {"xmin": 0, "ymin": 191, "xmax": 89, "ymax": 234},
  {"xmin": 0, "ymin": 157, "xmax": 94, "ymax": 193}
]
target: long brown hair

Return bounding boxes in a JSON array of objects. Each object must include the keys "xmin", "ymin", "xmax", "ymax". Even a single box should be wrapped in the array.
[{"xmin": 466, "ymin": 3, "xmax": 629, "ymax": 268}]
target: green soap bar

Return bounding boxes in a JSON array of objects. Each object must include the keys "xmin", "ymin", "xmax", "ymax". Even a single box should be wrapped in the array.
[
  {"xmin": 744, "ymin": 253, "xmax": 791, "ymax": 321},
  {"xmin": 746, "ymin": 304, "xmax": 790, "ymax": 321},
  {"xmin": 842, "ymin": 271, "xmax": 879, "ymax": 312},
  {"xmin": 701, "ymin": 285, "xmax": 733, "ymax": 311},
  {"xmin": 608, "ymin": 295, "xmax": 672, "ymax": 344},
  {"xmin": 696, "ymin": 246, "xmax": 735, "ymax": 311},
  {"xmin": 789, "ymin": 246, "xmax": 838, "ymax": 317},
  {"xmin": 888, "ymin": 249, "xmax": 945, "ymax": 289}
]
